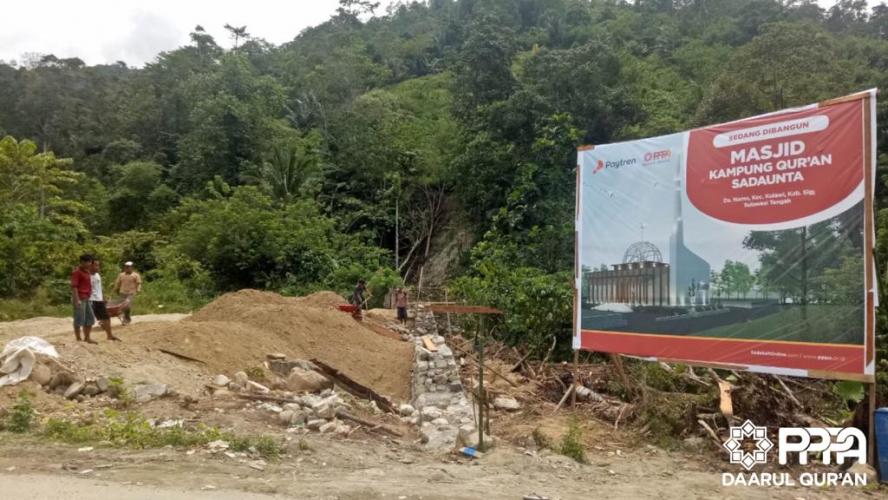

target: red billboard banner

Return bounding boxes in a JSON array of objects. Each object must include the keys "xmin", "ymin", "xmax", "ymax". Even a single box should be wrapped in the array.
[{"xmin": 574, "ymin": 90, "xmax": 877, "ymax": 381}]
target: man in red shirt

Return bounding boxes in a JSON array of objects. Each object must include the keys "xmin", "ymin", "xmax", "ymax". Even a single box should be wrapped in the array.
[{"xmin": 71, "ymin": 254, "xmax": 96, "ymax": 344}]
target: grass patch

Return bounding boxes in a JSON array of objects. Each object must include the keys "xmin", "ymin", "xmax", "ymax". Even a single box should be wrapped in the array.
[
  {"xmin": 4, "ymin": 390, "xmax": 35, "ymax": 433},
  {"xmin": 692, "ymin": 304, "xmax": 863, "ymax": 344},
  {"xmin": 559, "ymin": 418, "xmax": 587, "ymax": 463},
  {"xmin": 40, "ymin": 409, "xmax": 283, "ymax": 459},
  {"xmin": 0, "ymin": 298, "xmax": 68, "ymax": 321}
]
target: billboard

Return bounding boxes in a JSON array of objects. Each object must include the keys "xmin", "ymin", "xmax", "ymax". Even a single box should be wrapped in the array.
[{"xmin": 574, "ymin": 90, "xmax": 877, "ymax": 381}]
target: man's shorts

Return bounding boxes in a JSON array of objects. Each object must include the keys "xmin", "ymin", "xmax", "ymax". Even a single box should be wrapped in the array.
[
  {"xmin": 73, "ymin": 299, "xmax": 95, "ymax": 328},
  {"xmin": 91, "ymin": 300, "xmax": 110, "ymax": 321},
  {"xmin": 397, "ymin": 306, "xmax": 407, "ymax": 320}
]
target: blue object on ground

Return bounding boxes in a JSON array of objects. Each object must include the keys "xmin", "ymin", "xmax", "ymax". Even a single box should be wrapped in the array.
[{"xmin": 875, "ymin": 408, "xmax": 888, "ymax": 483}]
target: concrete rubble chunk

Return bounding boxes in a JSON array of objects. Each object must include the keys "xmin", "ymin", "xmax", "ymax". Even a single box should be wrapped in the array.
[
  {"xmin": 289, "ymin": 411, "xmax": 308, "ymax": 426},
  {"xmin": 29, "ymin": 363, "xmax": 51, "ymax": 386},
  {"xmin": 319, "ymin": 421, "xmax": 339, "ymax": 433},
  {"xmin": 64, "ymin": 381, "xmax": 85, "ymax": 400},
  {"xmin": 207, "ymin": 440, "xmax": 229, "ymax": 452},
  {"xmin": 398, "ymin": 404, "xmax": 415, "ymax": 416},
  {"xmin": 213, "ymin": 374, "xmax": 231, "ymax": 387},
  {"xmin": 82, "ymin": 383, "xmax": 101, "ymax": 397},
  {"xmin": 282, "ymin": 403, "xmax": 302, "ymax": 412},
  {"xmin": 278, "ymin": 410, "xmax": 294, "ymax": 425},
  {"xmin": 213, "ymin": 388, "xmax": 233, "ymax": 399},
  {"xmin": 258, "ymin": 402, "xmax": 282, "ymax": 413},
  {"xmin": 431, "ymin": 417, "xmax": 449, "ymax": 426},
  {"xmin": 493, "ymin": 396, "xmax": 521, "ymax": 411},
  {"xmin": 421, "ymin": 406, "xmax": 443, "ymax": 420},
  {"xmin": 233, "ymin": 371, "xmax": 249, "ymax": 385},
  {"xmin": 437, "ymin": 345, "xmax": 453, "ymax": 357},
  {"xmin": 286, "ymin": 367, "xmax": 332, "ymax": 393},
  {"xmin": 300, "ymin": 394, "xmax": 322, "ymax": 408},
  {"xmin": 133, "ymin": 383, "xmax": 169, "ymax": 403},
  {"xmin": 96, "ymin": 376, "xmax": 109, "ymax": 393},
  {"xmin": 306, "ymin": 419, "xmax": 326, "ymax": 431},
  {"xmin": 246, "ymin": 381, "xmax": 270, "ymax": 394},
  {"xmin": 49, "ymin": 372, "xmax": 76, "ymax": 390}
]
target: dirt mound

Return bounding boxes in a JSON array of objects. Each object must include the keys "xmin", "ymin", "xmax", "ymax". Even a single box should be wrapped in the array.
[
  {"xmin": 294, "ymin": 291, "xmax": 349, "ymax": 309},
  {"xmin": 132, "ymin": 290, "xmax": 411, "ymax": 401}
]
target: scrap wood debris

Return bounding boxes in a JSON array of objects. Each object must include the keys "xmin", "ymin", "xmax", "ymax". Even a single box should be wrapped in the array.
[{"xmin": 440, "ymin": 332, "xmax": 853, "ymax": 448}]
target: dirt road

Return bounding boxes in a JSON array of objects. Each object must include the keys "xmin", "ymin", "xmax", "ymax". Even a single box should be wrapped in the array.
[{"xmin": 0, "ymin": 432, "xmax": 876, "ymax": 500}]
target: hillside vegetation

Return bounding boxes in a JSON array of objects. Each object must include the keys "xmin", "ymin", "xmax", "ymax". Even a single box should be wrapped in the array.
[{"xmin": 1, "ymin": 0, "xmax": 887, "ymax": 371}]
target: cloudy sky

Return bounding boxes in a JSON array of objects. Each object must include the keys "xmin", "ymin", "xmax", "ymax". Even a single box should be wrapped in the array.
[
  {"xmin": 0, "ymin": 0, "xmax": 875, "ymax": 67},
  {"xmin": 0, "ymin": 0, "xmax": 396, "ymax": 67}
]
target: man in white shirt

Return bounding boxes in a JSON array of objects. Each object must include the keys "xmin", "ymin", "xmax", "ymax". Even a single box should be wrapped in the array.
[{"xmin": 90, "ymin": 259, "xmax": 121, "ymax": 342}]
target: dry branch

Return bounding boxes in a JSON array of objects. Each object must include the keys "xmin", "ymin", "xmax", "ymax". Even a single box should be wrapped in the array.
[
  {"xmin": 775, "ymin": 376, "xmax": 803, "ymax": 408},
  {"xmin": 553, "ymin": 384, "xmax": 575, "ymax": 413}
]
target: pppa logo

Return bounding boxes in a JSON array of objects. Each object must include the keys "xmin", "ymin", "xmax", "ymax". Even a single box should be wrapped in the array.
[
  {"xmin": 778, "ymin": 426, "xmax": 866, "ymax": 465},
  {"xmin": 643, "ymin": 149, "xmax": 672, "ymax": 164}
]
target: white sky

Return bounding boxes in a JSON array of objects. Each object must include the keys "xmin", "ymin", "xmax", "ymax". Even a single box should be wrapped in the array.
[
  {"xmin": 0, "ymin": 0, "xmax": 396, "ymax": 67},
  {"xmin": 0, "ymin": 1, "xmax": 876, "ymax": 67}
]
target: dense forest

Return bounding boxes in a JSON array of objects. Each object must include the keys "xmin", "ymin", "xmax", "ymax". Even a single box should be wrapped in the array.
[{"xmin": 1, "ymin": 0, "xmax": 888, "ymax": 364}]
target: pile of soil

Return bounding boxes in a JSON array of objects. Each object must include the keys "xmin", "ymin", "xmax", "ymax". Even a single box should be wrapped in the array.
[
  {"xmin": 294, "ymin": 291, "xmax": 350, "ymax": 309},
  {"xmin": 126, "ymin": 290, "xmax": 412, "ymax": 401}
]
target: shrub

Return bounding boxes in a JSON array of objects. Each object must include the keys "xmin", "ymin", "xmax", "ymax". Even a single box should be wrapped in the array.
[
  {"xmin": 559, "ymin": 417, "xmax": 586, "ymax": 463},
  {"xmin": 7, "ymin": 390, "xmax": 35, "ymax": 433}
]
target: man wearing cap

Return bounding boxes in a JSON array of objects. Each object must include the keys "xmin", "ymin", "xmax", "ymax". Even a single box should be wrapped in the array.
[{"xmin": 113, "ymin": 261, "xmax": 142, "ymax": 325}]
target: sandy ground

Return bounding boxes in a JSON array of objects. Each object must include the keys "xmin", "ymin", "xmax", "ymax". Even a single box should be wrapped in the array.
[
  {"xmin": 0, "ymin": 315, "xmax": 882, "ymax": 499},
  {"xmin": 0, "ymin": 432, "xmax": 878, "ymax": 500},
  {"xmin": 0, "ymin": 313, "xmax": 189, "ymax": 342}
]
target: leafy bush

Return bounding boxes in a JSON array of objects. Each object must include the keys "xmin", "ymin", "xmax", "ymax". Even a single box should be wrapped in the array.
[
  {"xmin": 451, "ymin": 240, "xmax": 572, "ymax": 355},
  {"xmin": 43, "ymin": 410, "xmax": 283, "ymax": 459},
  {"xmin": 7, "ymin": 390, "xmax": 35, "ymax": 433},
  {"xmin": 559, "ymin": 418, "xmax": 586, "ymax": 463}
]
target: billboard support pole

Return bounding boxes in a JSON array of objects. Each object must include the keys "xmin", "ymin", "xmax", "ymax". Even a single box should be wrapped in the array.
[
  {"xmin": 868, "ymin": 382, "xmax": 876, "ymax": 465},
  {"xmin": 572, "ymin": 349, "xmax": 579, "ymax": 407}
]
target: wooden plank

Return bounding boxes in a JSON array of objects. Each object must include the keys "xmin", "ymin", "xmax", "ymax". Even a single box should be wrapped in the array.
[
  {"xmin": 426, "ymin": 304, "xmax": 503, "ymax": 315},
  {"xmin": 158, "ymin": 348, "xmax": 206, "ymax": 364},
  {"xmin": 421, "ymin": 335, "xmax": 438, "ymax": 352},
  {"xmin": 717, "ymin": 380, "xmax": 734, "ymax": 419},
  {"xmin": 335, "ymin": 409, "xmax": 402, "ymax": 437},
  {"xmin": 309, "ymin": 358, "xmax": 397, "ymax": 414}
]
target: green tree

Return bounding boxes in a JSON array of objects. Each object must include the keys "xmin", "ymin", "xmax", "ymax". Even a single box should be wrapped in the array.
[{"xmin": 720, "ymin": 260, "xmax": 755, "ymax": 299}]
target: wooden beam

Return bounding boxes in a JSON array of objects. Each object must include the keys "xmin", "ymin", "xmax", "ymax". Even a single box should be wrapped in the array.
[
  {"xmin": 336, "ymin": 409, "xmax": 402, "ymax": 437},
  {"xmin": 426, "ymin": 304, "xmax": 503, "ymax": 315},
  {"xmin": 310, "ymin": 358, "xmax": 397, "ymax": 414}
]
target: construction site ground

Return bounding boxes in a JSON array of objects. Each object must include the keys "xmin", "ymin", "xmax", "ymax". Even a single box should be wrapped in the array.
[{"xmin": 0, "ymin": 302, "xmax": 878, "ymax": 499}]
